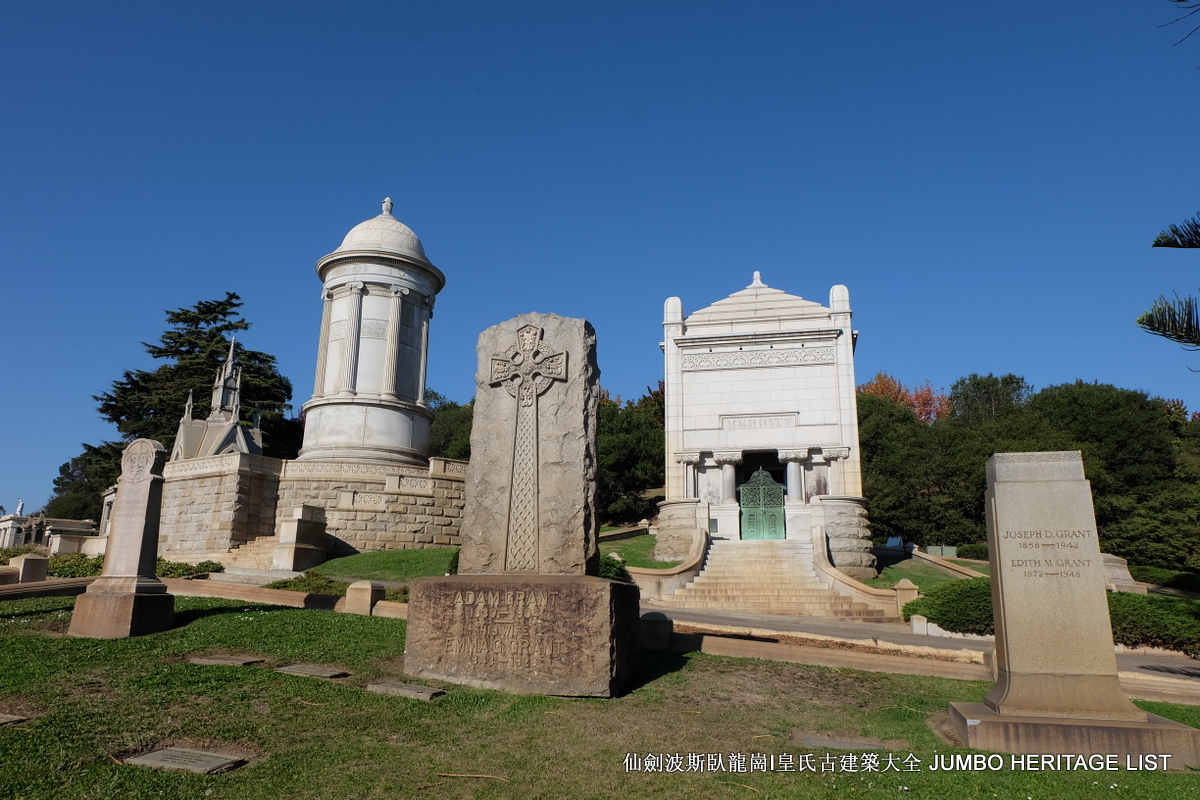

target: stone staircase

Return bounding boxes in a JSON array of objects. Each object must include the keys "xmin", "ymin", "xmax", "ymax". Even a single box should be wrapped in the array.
[
  {"xmin": 169, "ymin": 535, "xmax": 280, "ymax": 571},
  {"xmin": 655, "ymin": 538, "xmax": 900, "ymax": 622}
]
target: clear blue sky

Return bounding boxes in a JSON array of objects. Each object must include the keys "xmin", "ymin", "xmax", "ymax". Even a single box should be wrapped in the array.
[{"xmin": 2, "ymin": 2, "xmax": 1198, "ymax": 513}]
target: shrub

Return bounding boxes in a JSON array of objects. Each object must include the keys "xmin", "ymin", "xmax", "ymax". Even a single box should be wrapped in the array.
[
  {"xmin": 957, "ymin": 542, "xmax": 988, "ymax": 561},
  {"xmin": 0, "ymin": 546, "xmax": 42, "ymax": 566},
  {"xmin": 263, "ymin": 571, "xmax": 351, "ymax": 596},
  {"xmin": 598, "ymin": 554, "xmax": 633, "ymax": 583},
  {"xmin": 902, "ymin": 577, "xmax": 994, "ymax": 635},
  {"xmin": 46, "ymin": 554, "xmax": 106, "ymax": 578},
  {"xmin": 155, "ymin": 558, "xmax": 225, "ymax": 578},
  {"xmin": 1107, "ymin": 592, "xmax": 1200, "ymax": 657},
  {"xmin": 1128, "ymin": 565, "xmax": 1200, "ymax": 594}
]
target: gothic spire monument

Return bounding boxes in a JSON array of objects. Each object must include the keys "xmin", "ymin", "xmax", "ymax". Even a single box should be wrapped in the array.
[
  {"xmin": 297, "ymin": 199, "xmax": 446, "ymax": 466},
  {"xmin": 169, "ymin": 338, "xmax": 263, "ymax": 461}
]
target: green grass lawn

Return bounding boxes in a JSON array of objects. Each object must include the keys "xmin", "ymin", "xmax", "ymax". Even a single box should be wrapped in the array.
[
  {"xmin": 2, "ymin": 595, "xmax": 1199, "ymax": 799},
  {"xmin": 864, "ymin": 551, "xmax": 968, "ymax": 594},
  {"xmin": 945, "ymin": 558, "xmax": 990, "ymax": 576},
  {"xmin": 311, "ymin": 548, "xmax": 458, "ymax": 582},
  {"xmin": 600, "ymin": 534, "xmax": 681, "ymax": 569}
]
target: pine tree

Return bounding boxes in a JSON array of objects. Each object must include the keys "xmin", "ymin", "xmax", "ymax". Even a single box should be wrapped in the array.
[{"xmin": 43, "ymin": 293, "xmax": 301, "ymax": 519}]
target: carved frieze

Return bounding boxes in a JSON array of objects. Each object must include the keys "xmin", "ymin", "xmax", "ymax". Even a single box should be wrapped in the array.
[{"xmin": 680, "ymin": 347, "xmax": 835, "ymax": 371}]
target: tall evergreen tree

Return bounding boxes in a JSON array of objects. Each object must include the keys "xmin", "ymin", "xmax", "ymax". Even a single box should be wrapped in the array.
[{"xmin": 44, "ymin": 293, "xmax": 301, "ymax": 519}]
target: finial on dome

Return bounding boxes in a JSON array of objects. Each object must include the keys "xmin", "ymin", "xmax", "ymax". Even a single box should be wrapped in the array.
[
  {"xmin": 382, "ymin": 197, "xmax": 394, "ymax": 216},
  {"xmin": 748, "ymin": 271, "xmax": 766, "ymax": 288}
]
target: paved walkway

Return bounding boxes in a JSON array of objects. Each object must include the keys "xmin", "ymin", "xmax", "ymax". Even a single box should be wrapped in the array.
[{"xmin": 643, "ymin": 602, "xmax": 1200, "ymax": 704}]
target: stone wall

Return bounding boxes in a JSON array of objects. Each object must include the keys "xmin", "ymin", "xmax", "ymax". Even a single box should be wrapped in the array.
[
  {"xmin": 159, "ymin": 453, "xmax": 282, "ymax": 556},
  {"xmin": 157, "ymin": 453, "xmax": 465, "ymax": 557},
  {"xmin": 272, "ymin": 457, "xmax": 465, "ymax": 555}
]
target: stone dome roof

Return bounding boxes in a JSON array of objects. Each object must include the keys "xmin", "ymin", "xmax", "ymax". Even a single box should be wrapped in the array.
[{"xmin": 333, "ymin": 198, "xmax": 429, "ymax": 263}]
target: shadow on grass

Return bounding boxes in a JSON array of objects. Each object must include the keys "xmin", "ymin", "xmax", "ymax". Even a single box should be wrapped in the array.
[
  {"xmin": 872, "ymin": 548, "xmax": 910, "ymax": 570},
  {"xmin": 628, "ymin": 648, "xmax": 693, "ymax": 692},
  {"xmin": 172, "ymin": 602, "xmax": 300, "ymax": 625}
]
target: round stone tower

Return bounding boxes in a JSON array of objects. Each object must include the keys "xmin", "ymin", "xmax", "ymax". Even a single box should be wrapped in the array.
[{"xmin": 296, "ymin": 199, "xmax": 446, "ymax": 466}]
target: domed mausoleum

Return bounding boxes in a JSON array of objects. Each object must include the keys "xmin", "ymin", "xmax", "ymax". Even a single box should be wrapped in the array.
[
  {"xmin": 298, "ymin": 198, "xmax": 445, "ymax": 466},
  {"xmin": 147, "ymin": 202, "xmax": 466, "ymax": 568}
]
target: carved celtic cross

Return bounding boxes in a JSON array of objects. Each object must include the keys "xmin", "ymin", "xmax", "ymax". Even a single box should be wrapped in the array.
[{"xmin": 489, "ymin": 324, "xmax": 568, "ymax": 571}]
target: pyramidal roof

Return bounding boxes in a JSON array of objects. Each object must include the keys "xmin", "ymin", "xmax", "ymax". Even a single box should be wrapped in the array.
[{"xmin": 686, "ymin": 272, "xmax": 826, "ymax": 324}]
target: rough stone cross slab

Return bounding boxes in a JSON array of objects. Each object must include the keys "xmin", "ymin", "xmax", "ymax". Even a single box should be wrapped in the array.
[{"xmin": 489, "ymin": 324, "xmax": 568, "ymax": 571}]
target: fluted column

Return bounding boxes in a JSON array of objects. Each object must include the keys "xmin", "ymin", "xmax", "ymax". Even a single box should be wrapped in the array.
[
  {"xmin": 417, "ymin": 296, "xmax": 433, "ymax": 405},
  {"xmin": 382, "ymin": 286, "xmax": 408, "ymax": 399},
  {"xmin": 337, "ymin": 282, "xmax": 365, "ymax": 395},
  {"xmin": 312, "ymin": 288, "xmax": 334, "ymax": 397}
]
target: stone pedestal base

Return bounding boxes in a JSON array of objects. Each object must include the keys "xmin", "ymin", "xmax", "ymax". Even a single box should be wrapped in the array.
[
  {"xmin": 949, "ymin": 702, "xmax": 1200, "ymax": 769},
  {"xmin": 68, "ymin": 577, "xmax": 175, "ymax": 639},
  {"xmin": 404, "ymin": 575, "xmax": 640, "ymax": 697}
]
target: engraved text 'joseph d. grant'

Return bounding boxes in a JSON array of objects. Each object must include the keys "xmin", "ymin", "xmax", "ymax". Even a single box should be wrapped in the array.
[{"xmin": 489, "ymin": 325, "xmax": 568, "ymax": 572}]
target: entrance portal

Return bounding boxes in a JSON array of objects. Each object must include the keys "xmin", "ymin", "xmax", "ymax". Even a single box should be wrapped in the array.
[{"xmin": 738, "ymin": 468, "xmax": 785, "ymax": 540}]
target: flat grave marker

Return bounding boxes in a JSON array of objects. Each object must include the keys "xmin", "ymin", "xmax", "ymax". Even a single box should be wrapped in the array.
[
  {"xmin": 188, "ymin": 655, "xmax": 265, "ymax": 667},
  {"xmin": 0, "ymin": 713, "xmax": 28, "ymax": 726},
  {"xmin": 275, "ymin": 664, "xmax": 350, "ymax": 679},
  {"xmin": 124, "ymin": 747, "xmax": 244, "ymax": 774},
  {"xmin": 366, "ymin": 681, "xmax": 444, "ymax": 701}
]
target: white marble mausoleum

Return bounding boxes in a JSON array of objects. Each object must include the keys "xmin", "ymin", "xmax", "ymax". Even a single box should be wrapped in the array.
[
  {"xmin": 149, "ymin": 201, "xmax": 466, "ymax": 567},
  {"xmin": 656, "ymin": 273, "xmax": 876, "ymax": 580}
]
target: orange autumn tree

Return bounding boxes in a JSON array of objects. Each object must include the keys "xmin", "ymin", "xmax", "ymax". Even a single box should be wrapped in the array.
[{"xmin": 857, "ymin": 372, "xmax": 950, "ymax": 423}]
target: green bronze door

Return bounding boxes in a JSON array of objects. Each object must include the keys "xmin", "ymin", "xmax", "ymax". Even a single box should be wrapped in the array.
[{"xmin": 738, "ymin": 468, "xmax": 786, "ymax": 540}]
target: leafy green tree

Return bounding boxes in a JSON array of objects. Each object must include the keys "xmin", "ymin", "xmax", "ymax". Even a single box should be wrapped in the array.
[
  {"xmin": 425, "ymin": 389, "xmax": 474, "ymax": 460},
  {"xmin": 44, "ymin": 294, "xmax": 300, "ymax": 517},
  {"xmin": 1028, "ymin": 382, "xmax": 1176, "ymax": 490},
  {"xmin": 42, "ymin": 442, "xmax": 124, "ymax": 520},
  {"xmin": 947, "ymin": 373, "xmax": 1031, "ymax": 428},
  {"xmin": 595, "ymin": 385, "xmax": 665, "ymax": 524}
]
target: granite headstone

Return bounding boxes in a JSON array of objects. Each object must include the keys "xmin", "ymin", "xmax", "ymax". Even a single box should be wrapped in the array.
[
  {"xmin": 950, "ymin": 451, "xmax": 1200, "ymax": 767},
  {"xmin": 68, "ymin": 439, "xmax": 174, "ymax": 639},
  {"xmin": 405, "ymin": 313, "xmax": 639, "ymax": 697}
]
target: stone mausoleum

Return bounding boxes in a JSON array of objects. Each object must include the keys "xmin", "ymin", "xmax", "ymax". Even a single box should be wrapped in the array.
[
  {"xmin": 656, "ymin": 273, "xmax": 876, "ymax": 581},
  {"xmin": 147, "ymin": 200, "xmax": 466, "ymax": 567}
]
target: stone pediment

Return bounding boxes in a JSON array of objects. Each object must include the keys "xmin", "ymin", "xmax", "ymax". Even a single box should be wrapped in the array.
[{"xmin": 685, "ymin": 273, "xmax": 828, "ymax": 326}]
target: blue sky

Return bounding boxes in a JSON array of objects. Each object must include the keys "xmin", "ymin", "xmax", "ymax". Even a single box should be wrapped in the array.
[{"xmin": 2, "ymin": 1, "xmax": 1198, "ymax": 513}]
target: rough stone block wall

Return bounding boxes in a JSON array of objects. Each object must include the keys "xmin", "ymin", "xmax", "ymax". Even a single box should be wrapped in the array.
[
  {"xmin": 159, "ymin": 453, "xmax": 282, "ymax": 555},
  {"xmin": 272, "ymin": 459, "xmax": 465, "ymax": 555},
  {"xmin": 157, "ymin": 455, "xmax": 464, "ymax": 558}
]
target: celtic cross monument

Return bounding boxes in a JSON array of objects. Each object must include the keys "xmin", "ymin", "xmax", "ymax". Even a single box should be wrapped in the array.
[{"xmin": 405, "ymin": 313, "xmax": 639, "ymax": 696}]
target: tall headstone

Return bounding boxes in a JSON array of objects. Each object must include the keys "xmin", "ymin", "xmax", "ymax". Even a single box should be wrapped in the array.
[
  {"xmin": 950, "ymin": 452, "xmax": 1200, "ymax": 767},
  {"xmin": 458, "ymin": 314, "xmax": 599, "ymax": 575},
  {"xmin": 68, "ymin": 440, "xmax": 175, "ymax": 639},
  {"xmin": 405, "ymin": 313, "xmax": 639, "ymax": 696}
]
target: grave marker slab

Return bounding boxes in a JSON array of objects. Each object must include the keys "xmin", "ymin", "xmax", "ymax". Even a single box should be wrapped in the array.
[
  {"xmin": 405, "ymin": 313, "xmax": 639, "ymax": 697},
  {"xmin": 125, "ymin": 747, "xmax": 244, "ymax": 774},
  {"xmin": 366, "ymin": 681, "xmax": 444, "ymax": 701},
  {"xmin": 0, "ymin": 713, "xmax": 28, "ymax": 726},
  {"xmin": 949, "ymin": 451, "xmax": 1200, "ymax": 768},
  {"xmin": 188, "ymin": 655, "xmax": 265, "ymax": 667},
  {"xmin": 275, "ymin": 664, "xmax": 350, "ymax": 679},
  {"xmin": 68, "ymin": 439, "xmax": 174, "ymax": 639}
]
